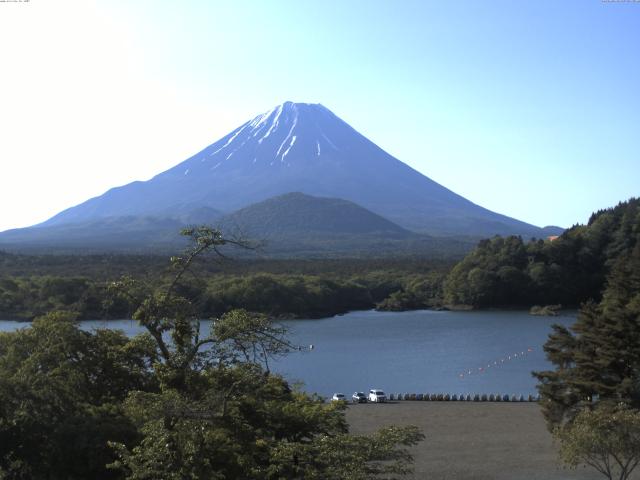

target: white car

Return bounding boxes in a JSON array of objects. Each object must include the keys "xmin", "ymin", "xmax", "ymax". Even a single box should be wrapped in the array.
[
  {"xmin": 368, "ymin": 389, "xmax": 387, "ymax": 403},
  {"xmin": 331, "ymin": 393, "xmax": 346, "ymax": 402}
]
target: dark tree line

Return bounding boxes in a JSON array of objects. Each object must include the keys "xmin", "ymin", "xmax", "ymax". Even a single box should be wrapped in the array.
[
  {"xmin": 532, "ymin": 202, "xmax": 640, "ymax": 480},
  {"xmin": 534, "ymin": 239, "xmax": 640, "ymax": 427},
  {"xmin": 443, "ymin": 198, "xmax": 640, "ymax": 308},
  {"xmin": 0, "ymin": 261, "xmax": 453, "ymax": 321}
]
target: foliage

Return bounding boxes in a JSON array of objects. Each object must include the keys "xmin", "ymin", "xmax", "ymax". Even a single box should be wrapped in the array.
[
  {"xmin": 203, "ymin": 273, "xmax": 374, "ymax": 318},
  {"xmin": 536, "ymin": 230, "xmax": 640, "ymax": 478},
  {"xmin": 0, "ymin": 311, "xmax": 157, "ymax": 480},
  {"xmin": 107, "ymin": 226, "xmax": 423, "ymax": 479},
  {"xmin": 444, "ymin": 198, "xmax": 640, "ymax": 308},
  {"xmin": 534, "ymin": 239, "xmax": 640, "ymax": 428},
  {"xmin": 0, "ymin": 227, "xmax": 424, "ymax": 479},
  {"xmin": 0, "ymin": 255, "xmax": 454, "ymax": 320},
  {"xmin": 554, "ymin": 404, "xmax": 640, "ymax": 480},
  {"xmin": 0, "ymin": 275, "xmax": 112, "ymax": 320},
  {"xmin": 376, "ymin": 271, "xmax": 446, "ymax": 311},
  {"xmin": 267, "ymin": 425, "xmax": 424, "ymax": 479}
]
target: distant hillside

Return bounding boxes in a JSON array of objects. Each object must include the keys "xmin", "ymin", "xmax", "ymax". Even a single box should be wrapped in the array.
[
  {"xmin": 164, "ymin": 205, "xmax": 222, "ymax": 224},
  {"xmin": 213, "ymin": 192, "xmax": 476, "ymax": 258},
  {"xmin": 0, "ymin": 193, "xmax": 475, "ymax": 258},
  {"xmin": 0, "ymin": 206, "xmax": 222, "ymax": 254},
  {"xmin": 0, "ymin": 216, "xmax": 191, "ymax": 253},
  {"xmin": 219, "ymin": 192, "xmax": 410, "ymax": 237}
]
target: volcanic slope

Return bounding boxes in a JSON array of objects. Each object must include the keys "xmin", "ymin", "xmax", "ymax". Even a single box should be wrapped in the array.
[{"xmin": 39, "ymin": 101, "xmax": 560, "ymax": 238}]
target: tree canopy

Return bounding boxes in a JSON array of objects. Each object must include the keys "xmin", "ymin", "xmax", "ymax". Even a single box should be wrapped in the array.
[
  {"xmin": 444, "ymin": 198, "xmax": 640, "ymax": 308},
  {"xmin": 0, "ymin": 256, "xmax": 453, "ymax": 321},
  {"xmin": 534, "ymin": 238, "xmax": 640, "ymax": 428},
  {"xmin": 534, "ymin": 202, "xmax": 640, "ymax": 479},
  {"xmin": 0, "ymin": 227, "xmax": 424, "ymax": 479},
  {"xmin": 554, "ymin": 404, "xmax": 640, "ymax": 480}
]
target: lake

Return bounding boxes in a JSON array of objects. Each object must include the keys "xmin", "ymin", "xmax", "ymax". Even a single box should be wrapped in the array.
[{"xmin": 0, "ymin": 309, "xmax": 575, "ymax": 398}]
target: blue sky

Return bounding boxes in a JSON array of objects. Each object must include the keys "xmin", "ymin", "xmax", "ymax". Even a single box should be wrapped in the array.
[{"xmin": 0, "ymin": 0, "xmax": 638, "ymax": 231}]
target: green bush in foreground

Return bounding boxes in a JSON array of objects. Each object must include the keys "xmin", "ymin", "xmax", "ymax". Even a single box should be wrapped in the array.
[{"xmin": 554, "ymin": 404, "xmax": 640, "ymax": 480}]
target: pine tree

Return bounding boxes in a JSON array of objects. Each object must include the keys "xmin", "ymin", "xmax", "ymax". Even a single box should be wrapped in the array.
[{"xmin": 535, "ymin": 237, "xmax": 640, "ymax": 428}]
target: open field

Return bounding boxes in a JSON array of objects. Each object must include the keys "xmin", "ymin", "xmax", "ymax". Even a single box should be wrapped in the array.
[{"xmin": 346, "ymin": 402, "xmax": 603, "ymax": 480}]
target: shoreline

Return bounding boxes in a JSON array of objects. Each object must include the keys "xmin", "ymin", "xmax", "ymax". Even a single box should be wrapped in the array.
[{"xmin": 0, "ymin": 306, "xmax": 579, "ymax": 323}]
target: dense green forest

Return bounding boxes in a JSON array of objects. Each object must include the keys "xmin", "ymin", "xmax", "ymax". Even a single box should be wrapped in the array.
[
  {"xmin": 531, "ymin": 199, "xmax": 640, "ymax": 424},
  {"xmin": 0, "ymin": 253, "xmax": 452, "ymax": 320},
  {"xmin": 535, "ymin": 237, "xmax": 640, "ymax": 426},
  {"xmin": 443, "ymin": 198, "xmax": 640, "ymax": 308},
  {"xmin": 531, "ymin": 203, "xmax": 640, "ymax": 479}
]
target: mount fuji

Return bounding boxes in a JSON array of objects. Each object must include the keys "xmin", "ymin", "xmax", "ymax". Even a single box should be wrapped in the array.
[{"xmin": 1, "ymin": 101, "xmax": 561, "ymax": 253}]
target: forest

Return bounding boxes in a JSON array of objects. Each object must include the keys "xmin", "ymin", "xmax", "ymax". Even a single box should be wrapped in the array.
[
  {"xmin": 443, "ymin": 198, "xmax": 640, "ymax": 309},
  {"xmin": 0, "ymin": 254, "xmax": 451, "ymax": 321},
  {"xmin": 532, "ymin": 201, "xmax": 640, "ymax": 480},
  {"xmin": 1, "ymin": 198, "xmax": 638, "ymax": 321}
]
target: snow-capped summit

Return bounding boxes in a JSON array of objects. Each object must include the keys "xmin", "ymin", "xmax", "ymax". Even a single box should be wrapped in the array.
[
  {"xmin": 185, "ymin": 101, "xmax": 347, "ymax": 170},
  {"xmin": 38, "ymin": 101, "xmax": 550, "ymax": 237},
  {"xmin": 168, "ymin": 101, "xmax": 374, "ymax": 177}
]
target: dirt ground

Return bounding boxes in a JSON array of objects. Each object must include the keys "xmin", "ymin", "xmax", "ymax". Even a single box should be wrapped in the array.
[{"xmin": 346, "ymin": 402, "xmax": 603, "ymax": 480}]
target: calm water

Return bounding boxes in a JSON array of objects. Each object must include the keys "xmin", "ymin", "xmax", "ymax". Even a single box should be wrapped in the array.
[{"xmin": 0, "ymin": 310, "xmax": 575, "ymax": 398}]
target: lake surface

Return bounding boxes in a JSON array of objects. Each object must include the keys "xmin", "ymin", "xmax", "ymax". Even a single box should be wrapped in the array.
[{"xmin": 0, "ymin": 309, "xmax": 576, "ymax": 398}]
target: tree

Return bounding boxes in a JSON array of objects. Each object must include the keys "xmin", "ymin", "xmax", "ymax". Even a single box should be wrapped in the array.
[
  {"xmin": 534, "ymin": 220, "xmax": 640, "ymax": 480},
  {"xmin": 1, "ymin": 227, "xmax": 424, "ymax": 479},
  {"xmin": 0, "ymin": 311, "xmax": 156, "ymax": 480},
  {"xmin": 267, "ymin": 425, "xmax": 424, "ymax": 480},
  {"xmin": 107, "ymin": 227, "xmax": 425, "ymax": 479},
  {"xmin": 534, "ymin": 242, "xmax": 640, "ymax": 428},
  {"xmin": 443, "ymin": 198, "xmax": 640, "ymax": 309},
  {"xmin": 554, "ymin": 404, "xmax": 640, "ymax": 480}
]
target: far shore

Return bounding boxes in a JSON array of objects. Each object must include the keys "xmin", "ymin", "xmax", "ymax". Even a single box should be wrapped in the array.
[{"xmin": 0, "ymin": 305, "xmax": 578, "ymax": 323}]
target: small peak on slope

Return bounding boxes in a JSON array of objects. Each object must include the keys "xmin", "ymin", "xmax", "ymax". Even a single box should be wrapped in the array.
[{"xmin": 219, "ymin": 191, "xmax": 411, "ymax": 236}]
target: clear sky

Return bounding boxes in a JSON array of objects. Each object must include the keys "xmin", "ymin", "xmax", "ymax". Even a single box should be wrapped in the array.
[{"xmin": 1, "ymin": 0, "xmax": 638, "ymax": 232}]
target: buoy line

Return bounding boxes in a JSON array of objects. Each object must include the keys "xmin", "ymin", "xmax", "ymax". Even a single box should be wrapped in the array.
[{"xmin": 458, "ymin": 347, "xmax": 534, "ymax": 379}]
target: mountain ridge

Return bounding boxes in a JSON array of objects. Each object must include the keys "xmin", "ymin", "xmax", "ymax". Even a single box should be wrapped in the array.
[
  {"xmin": 0, "ymin": 192, "xmax": 476, "ymax": 257},
  {"xmin": 37, "ymin": 101, "xmax": 558, "ymax": 238}
]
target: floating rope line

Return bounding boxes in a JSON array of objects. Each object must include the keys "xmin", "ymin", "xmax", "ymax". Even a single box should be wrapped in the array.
[{"xmin": 458, "ymin": 347, "xmax": 534, "ymax": 379}]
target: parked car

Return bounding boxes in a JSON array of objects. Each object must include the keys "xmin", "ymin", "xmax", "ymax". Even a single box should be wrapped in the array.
[
  {"xmin": 331, "ymin": 393, "xmax": 346, "ymax": 402},
  {"xmin": 368, "ymin": 389, "xmax": 387, "ymax": 403},
  {"xmin": 352, "ymin": 392, "xmax": 367, "ymax": 403}
]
